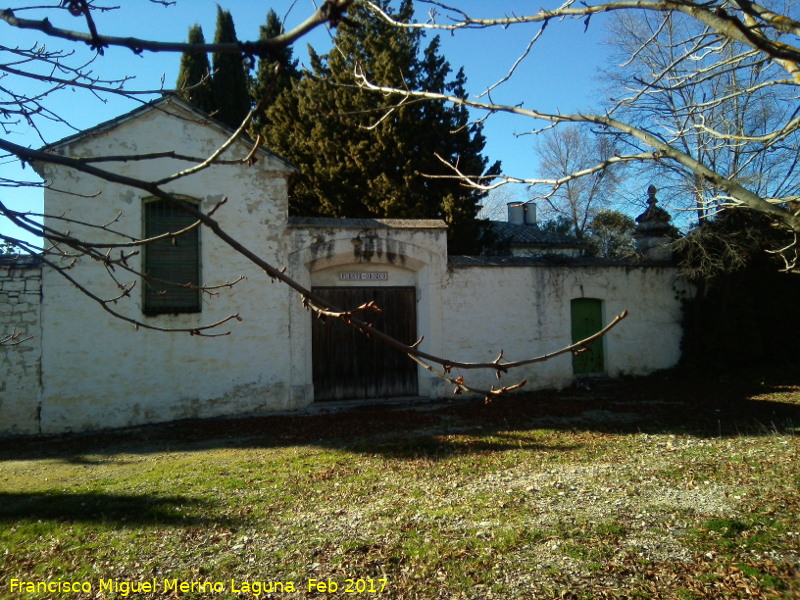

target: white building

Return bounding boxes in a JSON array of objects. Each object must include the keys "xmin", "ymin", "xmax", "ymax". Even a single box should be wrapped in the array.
[{"xmin": 0, "ymin": 97, "xmax": 690, "ymax": 436}]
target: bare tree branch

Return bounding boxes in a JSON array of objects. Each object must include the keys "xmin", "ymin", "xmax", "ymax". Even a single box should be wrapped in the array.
[
  {"xmin": 364, "ymin": 0, "xmax": 800, "ymax": 70},
  {"xmin": 355, "ymin": 72, "xmax": 800, "ymax": 232},
  {"xmin": 0, "ymin": 328, "xmax": 33, "ymax": 346},
  {"xmin": 0, "ymin": 1, "xmax": 644, "ymax": 400},
  {"xmin": 2, "ymin": 124, "xmax": 628, "ymax": 397},
  {"xmin": 1, "ymin": 1, "xmax": 355, "ymax": 56}
]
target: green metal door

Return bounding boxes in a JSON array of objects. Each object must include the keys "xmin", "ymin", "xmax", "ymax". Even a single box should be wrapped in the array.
[{"xmin": 571, "ymin": 298, "xmax": 605, "ymax": 375}]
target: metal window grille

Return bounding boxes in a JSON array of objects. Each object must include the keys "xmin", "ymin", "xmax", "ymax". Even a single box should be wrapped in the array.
[{"xmin": 142, "ymin": 198, "xmax": 201, "ymax": 314}]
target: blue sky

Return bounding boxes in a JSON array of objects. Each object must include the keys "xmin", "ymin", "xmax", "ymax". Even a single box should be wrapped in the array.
[{"xmin": 1, "ymin": 0, "xmax": 615, "ymax": 244}]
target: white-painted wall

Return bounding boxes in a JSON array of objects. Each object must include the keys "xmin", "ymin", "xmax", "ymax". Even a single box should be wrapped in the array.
[
  {"xmin": 286, "ymin": 218, "xmax": 449, "ymax": 400},
  {"xmin": 33, "ymin": 100, "xmax": 298, "ymax": 434},
  {"xmin": 0, "ymin": 99, "xmax": 691, "ymax": 436},
  {"xmin": 442, "ymin": 264, "xmax": 690, "ymax": 393}
]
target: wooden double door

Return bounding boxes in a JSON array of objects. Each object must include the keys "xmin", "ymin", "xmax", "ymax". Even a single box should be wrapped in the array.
[{"xmin": 311, "ymin": 286, "xmax": 419, "ymax": 402}]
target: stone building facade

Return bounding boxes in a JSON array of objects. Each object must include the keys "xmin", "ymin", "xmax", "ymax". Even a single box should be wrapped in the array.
[
  {"xmin": 0, "ymin": 97, "xmax": 690, "ymax": 436},
  {"xmin": 0, "ymin": 255, "xmax": 42, "ymax": 435}
]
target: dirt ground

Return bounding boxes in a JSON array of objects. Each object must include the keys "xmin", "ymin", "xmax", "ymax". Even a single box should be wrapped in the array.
[
  {"xmin": 1, "ymin": 370, "xmax": 798, "ymax": 599},
  {"xmin": 4, "ymin": 370, "xmax": 798, "ymax": 456}
]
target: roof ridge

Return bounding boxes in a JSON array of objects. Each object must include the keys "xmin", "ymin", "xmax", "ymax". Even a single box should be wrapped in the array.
[{"xmin": 39, "ymin": 94, "xmax": 296, "ymax": 171}]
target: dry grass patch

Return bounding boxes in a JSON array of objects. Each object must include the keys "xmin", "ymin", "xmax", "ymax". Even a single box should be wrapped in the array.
[{"xmin": 0, "ymin": 373, "xmax": 798, "ymax": 599}]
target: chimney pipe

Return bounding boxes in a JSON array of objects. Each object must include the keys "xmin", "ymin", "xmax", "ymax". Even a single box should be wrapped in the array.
[
  {"xmin": 507, "ymin": 202, "xmax": 537, "ymax": 226},
  {"xmin": 524, "ymin": 203, "xmax": 537, "ymax": 226},
  {"xmin": 507, "ymin": 202, "xmax": 525, "ymax": 224}
]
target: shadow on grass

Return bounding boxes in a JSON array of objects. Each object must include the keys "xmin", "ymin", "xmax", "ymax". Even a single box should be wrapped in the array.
[
  {"xmin": 345, "ymin": 434, "xmax": 583, "ymax": 460},
  {"xmin": 0, "ymin": 491, "xmax": 231, "ymax": 526},
  {"xmin": 0, "ymin": 372, "xmax": 797, "ymax": 464}
]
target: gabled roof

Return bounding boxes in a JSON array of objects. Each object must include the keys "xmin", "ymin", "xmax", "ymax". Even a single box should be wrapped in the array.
[
  {"xmin": 288, "ymin": 217, "xmax": 447, "ymax": 230},
  {"xmin": 490, "ymin": 221, "xmax": 583, "ymax": 248},
  {"xmin": 41, "ymin": 94, "xmax": 296, "ymax": 172}
]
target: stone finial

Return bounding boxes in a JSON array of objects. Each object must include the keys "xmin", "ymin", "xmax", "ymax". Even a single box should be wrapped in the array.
[
  {"xmin": 636, "ymin": 186, "xmax": 672, "ymax": 230},
  {"xmin": 634, "ymin": 186, "xmax": 674, "ymax": 260}
]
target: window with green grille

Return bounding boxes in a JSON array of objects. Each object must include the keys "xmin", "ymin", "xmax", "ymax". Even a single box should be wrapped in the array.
[{"xmin": 142, "ymin": 197, "xmax": 201, "ymax": 315}]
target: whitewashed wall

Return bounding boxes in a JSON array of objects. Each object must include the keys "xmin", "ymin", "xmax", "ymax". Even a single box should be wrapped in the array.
[
  {"xmin": 32, "ymin": 100, "xmax": 298, "ymax": 434},
  {"xmin": 442, "ymin": 263, "xmax": 690, "ymax": 394},
  {"xmin": 0, "ymin": 98, "xmax": 691, "ymax": 436},
  {"xmin": 0, "ymin": 258, "xmax": 42, "ymax": 436},
  {"xmin": 286, "ymin": 218, "xmax": 449, "ymax": 400}
]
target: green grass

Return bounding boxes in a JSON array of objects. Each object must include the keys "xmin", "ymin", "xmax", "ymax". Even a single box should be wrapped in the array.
[{"xmin": 0, "ymin": 374, "xmax": 798, "ymax": 599}]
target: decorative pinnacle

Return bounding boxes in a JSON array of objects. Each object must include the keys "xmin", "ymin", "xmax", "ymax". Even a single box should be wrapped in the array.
[{"xmin": 647, "ymin": 185, "xmax": 658, "ymax": 205}]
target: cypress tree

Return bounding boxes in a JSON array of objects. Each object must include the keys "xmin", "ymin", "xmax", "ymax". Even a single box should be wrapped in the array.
[
  {"xmin": 175, "ymin": 25, "xmax": 214, "ymax": 114},
  {"xmin": 211, "ymin": 6, "xmax": 251, "ymax": 129},
  {"xmin": 264, "ymin": 0, "xmax": 498, "ymax": 253},
  {"xmin": 251, "ymin": 9, "xmax": 299, "ymax": 129}
]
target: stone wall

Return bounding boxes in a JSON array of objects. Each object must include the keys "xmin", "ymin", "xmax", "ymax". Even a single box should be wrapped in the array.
[
  {"xmin": 34, "ymin": 100, "xmax": 299, "ymax": 434},
  {"xmin": 0, "ymin": 98, "xmax": 691, "ymax": 437},
  {"xmin": 442, "ymin": 260, "xmax": 690, "ymax": 393},
  {"xmin": 0, "ymin": 256, "xmax": 42, "ymax": 436},
  {"xmin": 0, "ymin": 251, "xmax": 691, "ymax": 437}
]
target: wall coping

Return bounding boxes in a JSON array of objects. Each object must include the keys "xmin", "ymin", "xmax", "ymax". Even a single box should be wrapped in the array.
[
  {"xmin": 288, "ymin": 217, "xmax": 446, "ymax": 230},
  {"xmin": 448, "ymin": 255, "xmax": 678, "ymax": 268},
  {"xmin": 0, "ymin": 254, "xmax": 42, "ymax": 269}
]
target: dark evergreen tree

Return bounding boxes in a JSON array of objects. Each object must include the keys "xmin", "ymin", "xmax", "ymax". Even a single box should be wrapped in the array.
[
  {"xmin": 264, "ymin": 0, "xmax": 499, "ymax": 253},
  {"xmin": 175, "ymin": 25, "xmax": 214, "ymax": 114},
  {"xmin": 585, "ymin": 210, "xmax": 636, "ymax": 258},
  {"xmin": 251, "ymin": 9, "xmax": 299, "ymax": 130},
  {"xmin": 678, "ymin": 210, "xmax": 800, "ymax": 372},
  {"xmin": 541, "ymin": 215, "xmax": 577, "ymax": 237},
  {"xmin": 211, "ymin": 6, "xmax": 251, "ymax": 129}
]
